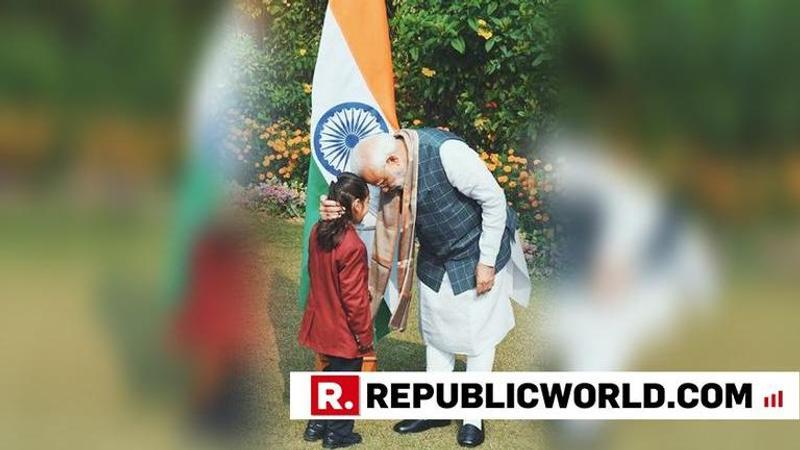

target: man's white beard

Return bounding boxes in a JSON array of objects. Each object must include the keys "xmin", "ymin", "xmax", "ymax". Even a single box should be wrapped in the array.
[{"xmin": 389, "ymin": 170, "xmax": 406, "ymax": 190}]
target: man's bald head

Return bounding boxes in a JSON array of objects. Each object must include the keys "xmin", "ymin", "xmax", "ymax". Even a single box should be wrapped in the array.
[{"xmin": 349, "ymin": 133, "xmax": 407, "ymax": 192}]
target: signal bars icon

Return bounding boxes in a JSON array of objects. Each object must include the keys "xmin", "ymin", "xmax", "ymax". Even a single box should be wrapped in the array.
[{"xmin": 763, "ymin": 390, "xmax": 784, "ymax": 408}]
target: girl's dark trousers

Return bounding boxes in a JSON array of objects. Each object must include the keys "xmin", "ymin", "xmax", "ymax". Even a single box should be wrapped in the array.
[{"xmin": 307, "ymin": 355, "xmax": 363, "ymax": 437}]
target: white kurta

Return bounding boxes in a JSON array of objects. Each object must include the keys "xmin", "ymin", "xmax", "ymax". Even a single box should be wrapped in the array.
[{"xmin": 417, "ymin": 140, "xmax": 531, "ymax": 356}]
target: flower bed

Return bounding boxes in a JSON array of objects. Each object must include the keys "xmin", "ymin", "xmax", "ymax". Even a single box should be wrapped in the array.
[{"xmin": 230, "ymin": 179, "xmax": 306, "ymax": 220}]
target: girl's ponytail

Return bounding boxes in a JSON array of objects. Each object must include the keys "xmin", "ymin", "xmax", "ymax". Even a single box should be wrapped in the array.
[{"xmin": 316, "ymin": 172, "xmax": 369, "ymax": 251}]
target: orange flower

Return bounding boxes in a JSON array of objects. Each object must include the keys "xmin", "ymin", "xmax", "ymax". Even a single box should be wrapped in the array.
[{"xmin": 498, "ymin": 175, "xmax": 509, "ymax": 184}]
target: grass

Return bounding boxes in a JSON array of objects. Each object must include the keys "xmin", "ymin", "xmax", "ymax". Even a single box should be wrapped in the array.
[
  {"xmin": 252, "ymin": 216, "xmax": 545, "ymax": 449},
  {"xmin": 1, "ymin": 200, "xmax": 798, "ymax": 449},
  {"xmin": 251, "ymin": 216, "xmax": 799, "ymax": 450}
]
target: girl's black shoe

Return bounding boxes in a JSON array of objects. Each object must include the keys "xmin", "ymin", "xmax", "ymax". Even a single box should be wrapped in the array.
[
  {"xmin": 322, "ymin": 431, "xmax": 362, "ymax": 448},
  {"xmin": 303, "ymin": 421, "xmax": 327, "ymax": 441}
]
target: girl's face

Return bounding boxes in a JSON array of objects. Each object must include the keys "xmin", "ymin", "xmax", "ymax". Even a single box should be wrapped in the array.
[{"xmin": 350, "ymin": 192, "xmax": 370, "ymax": 224}]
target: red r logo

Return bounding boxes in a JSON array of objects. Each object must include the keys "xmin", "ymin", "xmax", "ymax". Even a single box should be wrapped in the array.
[{"xmin": 311, "ymin": 375, "xmax": 360, "ymax": 416}]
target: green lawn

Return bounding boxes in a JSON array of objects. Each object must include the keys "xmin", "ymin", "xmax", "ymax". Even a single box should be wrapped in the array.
[
  {"xmin": 1, "ymin": 202, "xmax": 798, "ymax": 449},
  {"xmin": 253, "ymin": 216, "xmax": 800, "ymax": 450},
  {"xmin": 254, "ymin": 217, "xmax": 544, "ymax": 449}
]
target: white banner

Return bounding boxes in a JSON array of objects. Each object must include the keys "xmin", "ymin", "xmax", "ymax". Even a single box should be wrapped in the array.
[{"xmin": 290, "ymin": 371, "xmax": 800, "ymax": 420}]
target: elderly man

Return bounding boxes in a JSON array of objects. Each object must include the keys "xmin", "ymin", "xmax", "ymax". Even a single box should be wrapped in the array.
[{"xmin": 320, "ymin": 129, "xmax": 530, "ymax": 447}]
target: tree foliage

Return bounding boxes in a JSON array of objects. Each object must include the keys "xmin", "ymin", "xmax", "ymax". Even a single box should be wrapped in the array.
[{"xmin": 231, "ymin": 0, "xmax": 557, "ymax": 154}]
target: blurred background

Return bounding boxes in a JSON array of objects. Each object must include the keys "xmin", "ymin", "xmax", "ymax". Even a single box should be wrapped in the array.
[{"xmin": 1, "ymin": 0, "xmax": 798, "ymax": 449}]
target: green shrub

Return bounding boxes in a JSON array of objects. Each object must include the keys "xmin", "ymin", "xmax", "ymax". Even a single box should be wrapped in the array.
[{"xmin": 391, "ymin": 0, "xmax": 557, "ymax": 153}]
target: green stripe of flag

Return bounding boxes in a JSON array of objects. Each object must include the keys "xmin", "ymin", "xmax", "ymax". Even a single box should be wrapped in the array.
[{"xmin": 298, "ymin": 160, "xmax": 328, "ymax": 309}]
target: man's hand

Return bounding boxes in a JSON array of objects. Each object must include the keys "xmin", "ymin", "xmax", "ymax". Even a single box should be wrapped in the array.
[
  {"xmin": 475, "ymin": 263, "xmax": 496, "ymax": 295},
  {"xmin": 319, "ymin": 195, "xmax": 344, "ymax": 220}
]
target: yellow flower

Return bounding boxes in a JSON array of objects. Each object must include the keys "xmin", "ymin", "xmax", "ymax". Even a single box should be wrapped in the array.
[
  {"xmin": 258, "ymin": 173, "xmax": 265, "ymax": 181},
  {"xmin": 508, "ymin": 149, "xmax": 515, "ymax": 155},
  {"xmin": 487, "ymin": 163, "xmax": 497, "ymax": 171},
  {"xmin": 498, "ymin": 175, "xmax": 509, "ymax": 184},
  {"xmin": 480, "ymin": 152, "xmax": 489, "ymax": 160},
  {"xmin": 503, "ymin": 165, "xmax": 512, "ymax": 173},
  {"xmin": 299, "ymin": 48, "xmax": 307, "ymax": 56},
  {"xmin": 477, "ymin": 18, "xmax": 493, "ymax": 40},
  {"xmin": 509, "ymin": 181, "xmax": 517, "ymax": 188},
  {"xmin": 421, "ymin": 67, "xmax": 436, "ymax": 77},
  {"xmin": 303, "ymin": 83, "xmax": 312, "ymax": 94},
  {"xmin": 412, "ymin": 119, "xmax": 422, "ymax": 126},
  {"xmin": 267, "ymin": 172, "xmax": 274, "ymax": 179}
]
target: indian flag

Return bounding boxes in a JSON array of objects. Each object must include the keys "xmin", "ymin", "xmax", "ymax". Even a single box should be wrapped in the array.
[{"xmin": 298, "ymin": 0, "xmax": 399, "ymax": 342}]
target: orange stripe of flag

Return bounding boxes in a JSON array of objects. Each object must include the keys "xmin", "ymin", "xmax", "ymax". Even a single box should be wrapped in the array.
[{"xmin": 330, "ymin": 0, "xmax": 399, "ymax": 129}]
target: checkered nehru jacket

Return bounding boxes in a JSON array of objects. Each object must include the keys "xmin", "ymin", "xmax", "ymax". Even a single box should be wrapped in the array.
[{"xmin": 414, "ymin": 128, "xmax": 518, "ymax": 295}]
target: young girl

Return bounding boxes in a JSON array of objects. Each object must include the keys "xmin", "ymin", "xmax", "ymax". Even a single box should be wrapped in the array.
[{"xmin": 298, "ymin": 172, "xmax": 373, "ymax": 448}]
